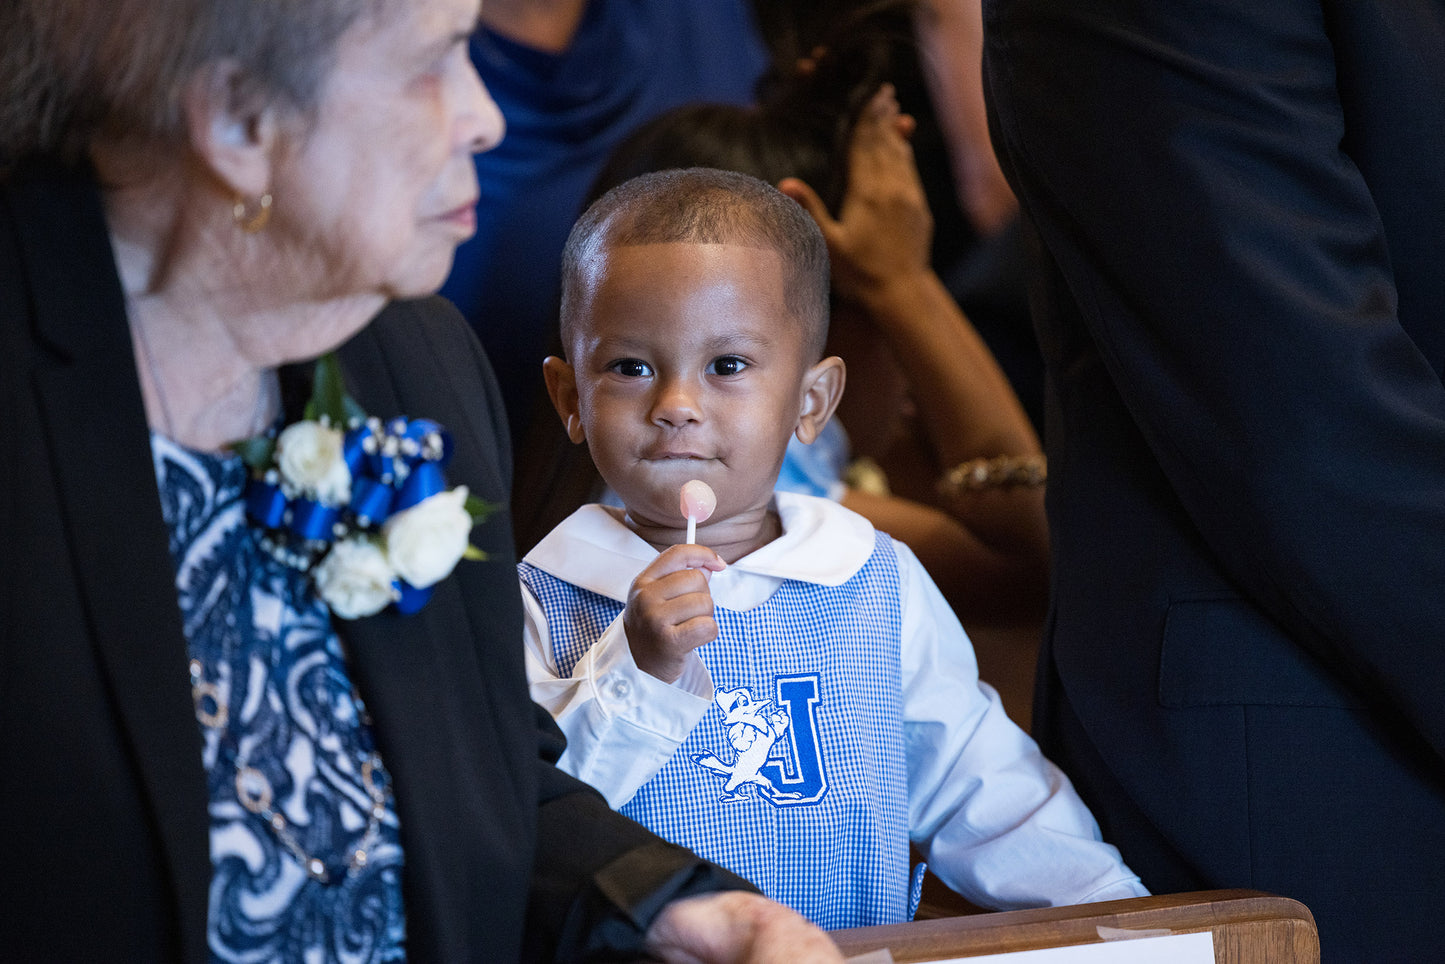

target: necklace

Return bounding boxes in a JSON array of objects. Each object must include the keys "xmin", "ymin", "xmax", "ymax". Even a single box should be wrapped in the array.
[
  {"xmin": 189, "ymin": 657, "xmax": 390, "ymax": 883},
  {"xmin": 132, "ymin": 316, "xmax": 276, "ymax": 444}
]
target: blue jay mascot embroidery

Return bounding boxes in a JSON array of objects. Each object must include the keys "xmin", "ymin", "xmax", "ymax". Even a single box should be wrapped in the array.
[{"xmin": 692, "ymin": 687, "xmax": 805, "ymax": 802}]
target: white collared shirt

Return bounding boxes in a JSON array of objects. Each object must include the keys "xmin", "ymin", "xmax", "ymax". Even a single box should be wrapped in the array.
[{"xmin": 522, "ymin": 492, "xmax": 1147, "ymax": 909}]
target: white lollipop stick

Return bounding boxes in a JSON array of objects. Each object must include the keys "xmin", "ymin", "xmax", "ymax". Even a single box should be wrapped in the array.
[{"xmin": 680, "ymin": 479, "xmax": 717, "ymax": 544}]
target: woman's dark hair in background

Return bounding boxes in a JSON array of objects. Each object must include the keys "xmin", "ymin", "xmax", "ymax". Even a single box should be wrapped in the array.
[
  {"xmin": 737, "ymin": 0, "xmax": 1041, "ymax": 438},
  {"xmin": 594, "ymin": 0, "xmax": 918, "ymax": 217}
]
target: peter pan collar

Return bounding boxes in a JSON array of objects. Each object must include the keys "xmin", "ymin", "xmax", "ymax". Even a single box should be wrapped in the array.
[{"xmin": 522, "ymin": 491, "xmax": 876, "ymax": 605}]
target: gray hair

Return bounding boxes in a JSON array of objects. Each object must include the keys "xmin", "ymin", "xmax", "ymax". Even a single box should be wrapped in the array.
[
  {"xmin": 0, "ymin": 0, "xmax": 391, "ymax": 166},
  {"xmin": 560, "ymin": 167, "xmax": 831, "ymax": 359}
]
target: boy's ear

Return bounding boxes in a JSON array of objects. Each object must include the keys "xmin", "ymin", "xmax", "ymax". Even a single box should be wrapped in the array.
[
  {"xmin": 182, "ymin": 60, "xmax": 281, "ymax": 199},
  {"xmin": 543, "ymin": 356, "xmax": 587, "ymax": 444},
  {"xmin": 795, "ymin": 355, "xmax": 846, "ymax": 445}
]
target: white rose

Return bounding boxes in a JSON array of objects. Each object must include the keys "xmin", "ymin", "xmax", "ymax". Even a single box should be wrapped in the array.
[
  {"xmin": 276, "ymin": 421, "xmax": 352, "ymax": 505},
  {"xmin": 314, "ymin": 537, "xmax": 395, "ymax": 619},
  {"xmin": 383, "ymin": 486, "xmax": 473, "ymax": 589}
]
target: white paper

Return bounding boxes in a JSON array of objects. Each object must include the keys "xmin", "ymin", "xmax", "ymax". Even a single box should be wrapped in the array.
[
  {"xmin": 906, "ymin": 930, "xmax": 1214, "ymax": 963},
  {"xmin": 844, "ymin": 951, "xmax": 897, "ymax": 964}
]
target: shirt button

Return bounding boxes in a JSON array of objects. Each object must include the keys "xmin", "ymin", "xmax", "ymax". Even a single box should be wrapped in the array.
[{"xmin": 604, "ymin": 674, "xmax": 633, "ymax": 703}]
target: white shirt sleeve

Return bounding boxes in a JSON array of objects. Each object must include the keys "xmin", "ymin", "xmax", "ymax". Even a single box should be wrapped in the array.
[
  {"xmin": 896, "ymin": 541, "xmax": 1149, "ymax": 907},
  {"xmin": 522, "ymin": 578, "xmax": 713, "ymax": 808}
]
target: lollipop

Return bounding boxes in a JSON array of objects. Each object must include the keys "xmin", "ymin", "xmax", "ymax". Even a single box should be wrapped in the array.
[{"xmin": 679, "ymin": 479, "xmax": 717, "ymax": 544}]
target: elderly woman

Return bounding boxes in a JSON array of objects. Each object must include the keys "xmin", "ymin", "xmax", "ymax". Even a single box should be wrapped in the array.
[{"xmin": 0, "ymin": 1, "xmax": 843, "ymax": 962}]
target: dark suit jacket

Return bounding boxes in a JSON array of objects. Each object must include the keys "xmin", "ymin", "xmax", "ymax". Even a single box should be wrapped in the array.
[
  {"xmin": 983, "ymin": 0, "xmax": 1445, "ymax": 959},
  {"xmin": 1, "ymin": 164, "xmax": 744, "ymax": 962}
]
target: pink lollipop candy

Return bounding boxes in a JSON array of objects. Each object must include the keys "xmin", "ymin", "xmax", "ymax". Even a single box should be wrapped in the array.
[{"xmin": 680, "ymin": 479, "xmax": 717, "ymax": 544}]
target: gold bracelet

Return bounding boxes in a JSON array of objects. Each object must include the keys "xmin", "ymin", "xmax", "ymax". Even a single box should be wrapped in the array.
[{"xmin": 937, "ymin": 454, "xmax": 1047, "ymax": 495}]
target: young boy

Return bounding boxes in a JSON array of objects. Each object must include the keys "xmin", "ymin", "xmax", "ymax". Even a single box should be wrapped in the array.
[{"xmin": 521, "ymin": 168, "xmax": 1146, "ymax": 930}]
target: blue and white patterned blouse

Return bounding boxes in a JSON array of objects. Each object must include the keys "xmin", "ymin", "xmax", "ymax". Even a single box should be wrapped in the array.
[{"xmin": 152, "ymin": 434, "xmax": 406, "ymax": 963}]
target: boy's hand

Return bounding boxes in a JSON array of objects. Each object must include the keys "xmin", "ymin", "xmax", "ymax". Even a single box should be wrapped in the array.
[{"xmin": 625, "ymin": 544, "xmax": 727, "ymax": 682}]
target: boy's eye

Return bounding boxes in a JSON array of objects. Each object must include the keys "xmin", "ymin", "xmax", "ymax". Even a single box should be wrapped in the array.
[
  {"xmin": 707, "ymin": 355, "xmax": 749, "ymax": 377},
  {"xmin": 609, "ymin": 358, "xmax": 653, "ymax": 377}
]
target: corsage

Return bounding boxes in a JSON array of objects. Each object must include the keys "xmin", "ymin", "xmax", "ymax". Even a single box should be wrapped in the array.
[{"xmin": 233, "ymin": 353, "xmax": 492, "ymax": 619}]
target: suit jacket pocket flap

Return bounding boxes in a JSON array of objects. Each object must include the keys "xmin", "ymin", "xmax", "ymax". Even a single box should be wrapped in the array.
[{"xmin": 1159, "ymin": 597, "xmax": 1366, "ymax": 709}]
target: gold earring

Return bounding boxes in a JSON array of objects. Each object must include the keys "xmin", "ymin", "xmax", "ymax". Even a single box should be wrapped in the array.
[{"xmin": 232, "ymin": 192, "xmax": 273, "ymax": 233}]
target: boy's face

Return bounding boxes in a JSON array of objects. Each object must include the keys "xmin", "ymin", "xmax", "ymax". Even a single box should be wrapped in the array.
[{"xmin": 550, "ymin": 241, "xmax": 839, "ymax": 537}]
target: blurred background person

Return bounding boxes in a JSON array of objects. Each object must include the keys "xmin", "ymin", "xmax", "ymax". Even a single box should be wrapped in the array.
[
  {"xmin": 752, "ymin": 0, "xmax": 1042, "ymax": 436},
  {"xmin": 984, "ymin": 0, "xmax": 1445, "ymax": 957}
]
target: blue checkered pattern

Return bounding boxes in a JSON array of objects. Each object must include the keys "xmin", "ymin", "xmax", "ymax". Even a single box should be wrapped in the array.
[{"xmin": 520, "ymin": 532, "xmax": 910, "ymax": 929}]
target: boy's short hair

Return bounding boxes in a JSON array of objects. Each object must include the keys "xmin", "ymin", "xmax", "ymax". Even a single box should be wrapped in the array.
[{"xmin": 560, "ymin": 167, "xmax": 831, "ymax": 360}]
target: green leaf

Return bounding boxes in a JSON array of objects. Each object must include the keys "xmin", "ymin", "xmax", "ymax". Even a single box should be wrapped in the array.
[
  {"xmin": 342, "ymin": 394, "xmax": 368, "ymax": 426},
  {"xmin": 231, "ymin": 434, "xmax": 276, "ymax": 472},
  {"xmin": 304, "ymin": 353, "xmax": 355, "ymax": 426},
  {"xmin": 464, "ymin": 495, "xmax": 498, "ymax": 523},
  {"xmin": 462, "ymin": 544, "xmax": 489, "ymax": 562}
]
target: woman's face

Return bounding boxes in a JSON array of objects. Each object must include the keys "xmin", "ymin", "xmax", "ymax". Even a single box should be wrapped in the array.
[{"xmin": 268, "ymin": 0, "xmax": 502, "ymax": 301}]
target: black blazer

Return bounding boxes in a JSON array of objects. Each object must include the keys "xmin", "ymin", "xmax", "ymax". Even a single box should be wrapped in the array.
[
  {"xmin": 0, "ymin": 164, "xmax": 742, "ymax": 962},
  {"xmin": 984, "ymin": 0, "xmax": 1445, "ymax": 959}
]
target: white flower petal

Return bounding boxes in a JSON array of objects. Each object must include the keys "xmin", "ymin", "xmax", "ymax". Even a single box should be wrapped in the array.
[
  {"xmin": 276, "ymin": 421, "xmax": 352, "ymax": 505},
  {"xmin": 314, "ymin": 537, "xmax": 395, "ymax": 619},
  {"xmin": 383, "ymin": 486, "xmax": 473, "ymax": 588}
]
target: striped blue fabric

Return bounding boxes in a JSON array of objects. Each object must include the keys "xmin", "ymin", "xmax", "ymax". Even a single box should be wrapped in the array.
[{"xmin": 520, "ymin": 532, "xmax": 911, "ymax": 929}]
